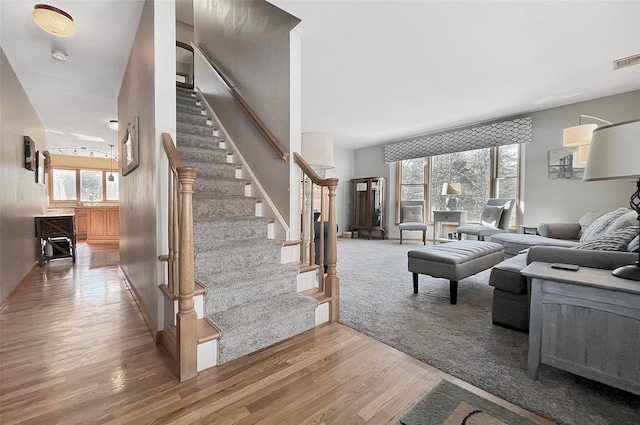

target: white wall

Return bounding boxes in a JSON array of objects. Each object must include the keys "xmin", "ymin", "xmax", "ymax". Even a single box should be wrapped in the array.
[
  {"xmin": 524, "ymin": 90, "xmax": 640, "ymax": 224},
  {"xmin": 0, "ymin": 48, "xmax": 47, "ymax": 303},
  {"xmin": 326, "ymin": 146, "xmax": 354, "ymax": 235},
  {"xmin": 351, "ymin": 90, "xmax": 640, "ymax": 240},
  {"xmin": 117, "ymin": 0, "xmax": 175, "ymax": 336}
]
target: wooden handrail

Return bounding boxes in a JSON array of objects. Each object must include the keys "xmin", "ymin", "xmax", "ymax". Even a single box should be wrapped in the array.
[
  {"xmin": 162, "ymin": 132, "xmax": 183, "ymax": 170},
  {"xmin": 294, "ymin": 152, "xmax": 340, "ymax": 323},
  {"xmin": 159, "ymin": 132, "xmax": 197, "ymax": 381},
  {"xmin": 192, "ymin": 43, "xmax": 289, "ymax": 162}
]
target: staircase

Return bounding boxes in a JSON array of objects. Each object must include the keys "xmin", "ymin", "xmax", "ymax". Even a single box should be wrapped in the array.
[{"xmin": 174, "ymin": 89, "xmax": 317, "ymax": 365}]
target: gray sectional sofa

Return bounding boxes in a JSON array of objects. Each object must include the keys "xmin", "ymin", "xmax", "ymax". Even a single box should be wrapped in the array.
[{"xmin": 487, "ymin": 207, "xmax": 639, "ymax": 331}]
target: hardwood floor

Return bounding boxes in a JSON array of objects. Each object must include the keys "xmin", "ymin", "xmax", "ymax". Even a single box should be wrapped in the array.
[{"xmin": 0, "ymin": 243, "xmax": 552, "ymax": 424}]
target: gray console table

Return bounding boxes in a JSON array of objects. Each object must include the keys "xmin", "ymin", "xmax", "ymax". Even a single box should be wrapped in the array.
[
  {"xmin": 432, "ymin": 210, "xmax": 467, "ymax": 244},
  {"xmin": 521, "ymin": 262, "xmax": 640, "ymax": 395}
]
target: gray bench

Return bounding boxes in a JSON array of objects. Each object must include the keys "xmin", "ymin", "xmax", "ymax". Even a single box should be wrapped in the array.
[{"xmin": 408, "ymin": 240, "xmax": 504, "ymax": 304}]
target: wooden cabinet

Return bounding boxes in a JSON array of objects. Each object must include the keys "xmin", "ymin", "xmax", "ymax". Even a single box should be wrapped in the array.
[
  {"xmin": 73, "ymin": 207, "xmax": 119, "ymax": 242},
  {"xmin": 351, "ymin": 177, "xmax": 386, "ymax": 239},
  {"xmin": 75, "ymin": 208, "xmax": 88, "ymax": 240}
]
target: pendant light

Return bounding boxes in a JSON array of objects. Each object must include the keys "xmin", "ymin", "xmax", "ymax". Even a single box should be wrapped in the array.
[{"xmin": 108, "ymin": 144, "xmax": 115, "ymax": 182}]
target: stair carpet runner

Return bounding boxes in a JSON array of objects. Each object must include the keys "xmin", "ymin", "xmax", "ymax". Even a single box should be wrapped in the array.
[{"xmin": 175, "ymin": 89, "xmax": 317, "ymax": 364}]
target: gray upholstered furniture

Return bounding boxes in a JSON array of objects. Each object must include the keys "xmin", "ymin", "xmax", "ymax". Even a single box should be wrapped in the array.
[
  {"xmin": 489, "ymin": 208, "xmax": 639, "ymax": 331},
  {"xmin": 398, "ymin": 200, "xmax": 429, "ymax": 244},
  {"xmin": 457, "ymin": 198, "xmax": 515, "ymax": 241},
  {"xmin": 408, "ymin": 240, "xmax": 504, "ymax": 304}
]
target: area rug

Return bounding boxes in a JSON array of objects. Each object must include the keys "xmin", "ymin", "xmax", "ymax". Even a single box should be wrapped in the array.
[
  {"xmin": 400, "ymin": 380, "xmax": 537, "ymax": 425},
  {"xmin": 89, "ymin": 250, "xmax": 119, "ymax": 269},
  {"xmin": 337, "ymin": 238, "xmax": 640, "ymax": 425}
]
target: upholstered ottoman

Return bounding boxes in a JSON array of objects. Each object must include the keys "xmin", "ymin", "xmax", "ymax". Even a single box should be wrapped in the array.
[
  {"xmin": 488, "ymin": 253, "xmax": 529, "ymax": 331},
  {"xmin": 408, "ymin": 241, "xmax": 504, "ymax": 304}
]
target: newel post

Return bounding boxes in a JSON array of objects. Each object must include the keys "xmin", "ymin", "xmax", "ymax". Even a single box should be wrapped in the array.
[
  {"xmin": 324, "ymin": 178, "xmax": 340, "ymax": 322},
  {"xmin": 176, "ymin": 166, "xmax": 197, "ymax": 381}
]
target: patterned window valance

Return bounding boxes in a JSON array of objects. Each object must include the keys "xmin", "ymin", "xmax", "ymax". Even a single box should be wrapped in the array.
[{"xmin": 384, "ymin": 117, "xmax": 532, "ymax": 163}]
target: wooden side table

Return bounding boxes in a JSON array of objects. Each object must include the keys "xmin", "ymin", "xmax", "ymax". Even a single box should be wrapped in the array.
[
  {"xmin": 35, "ymin": 215, "xmax": 76, "ymax": 265},
  {"xmin": 521, "ymin": 262, "xmax": 640, "ymax": 395},
  {"xmin": 432, "ymin": 210, "xmax": 467, "ymax": 244}
]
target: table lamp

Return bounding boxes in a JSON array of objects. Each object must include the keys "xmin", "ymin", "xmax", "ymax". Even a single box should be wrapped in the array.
[
  {"xmin": 583, "ymin": 118, "xmax": 640, "ymax": 280},
  {"xmin": 442, "ymin": 183, "xmax": 461, "ymax": 211}
]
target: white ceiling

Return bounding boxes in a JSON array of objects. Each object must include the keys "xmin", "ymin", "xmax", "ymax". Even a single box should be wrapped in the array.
[
  {"xmin": 269, "ymin": 0, "xmax": 640, "ymax": 149},
  {"xmin": 2, "ymin": 1, "xmax": 639, "ymax": 156},
  {"xmin": 1, "ymin": 1, "xmax": 145, "ymax": 157}
]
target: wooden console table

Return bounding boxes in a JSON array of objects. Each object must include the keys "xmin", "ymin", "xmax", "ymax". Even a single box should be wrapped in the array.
[
  {"xmin": 521, "ymin": 262, "xmax": 640, "ymax": 395},
  {"xmin": 35, "ymin": 215, "xmax": 76, "ymax": 265}
]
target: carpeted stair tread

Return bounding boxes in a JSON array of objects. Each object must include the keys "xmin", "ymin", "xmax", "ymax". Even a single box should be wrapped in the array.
[
  {"xmin": 193, "ymin": 177, "xmax": 247, "ymax": 197},
  {"xmin": 200, "ymin": 264, "xmax": 299, "ymax": 313},
  {"xmin": 177, "ymin": 121, "xmax": 215, "ymax": 137},
  {"xmin": 193, "ymin": 216, "xmax": 269, "ymax": 244},
  {"xmin": 176, "ymin": 102, "xmax": 204, "ymax": 114},
  {"xmin": 177, "ymin": 110, "xmax": 209, "ymax": 125},
  {"xmin": 177, "ymin": 132, "xmax": 223, "ymax": 149},
  {"xmin": 195, "ymin": 238, "xmax": 283, "ymax": 271},
  {"xmin": 185, "ymin": 161, "xmax": 237, "ymax": 178},
  {"xmin": 192, "ymin": 195, "xmax": 256, "ymax": 219},
  {"xmin": 206, "ymin": 292, "xmax": 317, "ymax": 364},
  {"xmin": 177, "ymin": 145, "xmax": 229, "ymax": 163}
]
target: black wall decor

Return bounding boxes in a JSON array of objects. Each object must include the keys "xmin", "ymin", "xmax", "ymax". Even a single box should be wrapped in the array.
[{"xmin": 24, "ymin": 136, "xmax": 36, "ymax": 170}]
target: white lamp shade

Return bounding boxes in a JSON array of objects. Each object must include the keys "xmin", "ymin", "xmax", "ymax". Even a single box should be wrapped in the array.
[
  {"xmin": 584, "ymin": 119, "xmax": 640, "ymax": 181},
  {"xmin": 572, "ymin": 145, "xmax": 590, "ymax": 168},
  {"xmin": 563, "ymin": 123, "xmax": 597, "ymax": 147},
  {"xmin": 441, "ymin": 182, "xmax": 461, "ymax": 195},
  {"xmin": 301, "ymin": 133, "xmax": 334, "ymax": 169}
]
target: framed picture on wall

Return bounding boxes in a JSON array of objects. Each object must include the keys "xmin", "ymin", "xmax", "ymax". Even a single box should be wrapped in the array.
[
  {"xmin": 121, "ymin": 115, "xmax": 139, "ymax": 176},
  {"xmin": 35, "ymin": 150, "xmax": 45, "ymax": 185},
  {"xmin": 548, "ymin": 147, "xmax": 584, "ymax": 179}
]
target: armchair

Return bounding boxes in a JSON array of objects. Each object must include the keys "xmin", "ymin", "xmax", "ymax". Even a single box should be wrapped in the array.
[
  {"xmin": 457, "ymin": 198, "xmax": 515, "ymax": 241},
  {"xmin": 398, "ymin": 200, "xmax": 428, "ymax": 244}
]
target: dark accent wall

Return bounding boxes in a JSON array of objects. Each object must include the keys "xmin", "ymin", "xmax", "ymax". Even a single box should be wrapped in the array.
[{"xmin": 193, "ymin": 0, "xmax": 300, "ymax": 224}]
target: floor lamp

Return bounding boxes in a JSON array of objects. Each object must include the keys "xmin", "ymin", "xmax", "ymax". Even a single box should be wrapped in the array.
[{"xmin": 583, "ymin": 118, "xmax": 640, "ymax": 280}]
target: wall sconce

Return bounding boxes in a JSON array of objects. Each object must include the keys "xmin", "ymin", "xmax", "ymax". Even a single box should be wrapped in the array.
[{"xmin": 563, "ymin": 115, "xmax": 612, "ymax": 168}]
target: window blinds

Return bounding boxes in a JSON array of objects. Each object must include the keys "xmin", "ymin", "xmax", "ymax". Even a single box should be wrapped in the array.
[{"xmin": 384, "ymin": 117, "xmax": 532, "ymax": 163}]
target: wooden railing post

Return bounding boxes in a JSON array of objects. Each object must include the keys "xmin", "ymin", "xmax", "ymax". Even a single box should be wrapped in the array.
[
  {"xmin": 324, "ymin": 178, "xmax": 340, "ymax": 322},
  {"xmin": 176, "ymin": 166, "xmax": 197, "ymax": 381}
]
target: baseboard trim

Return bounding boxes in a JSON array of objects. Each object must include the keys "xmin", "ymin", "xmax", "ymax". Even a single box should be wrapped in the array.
[
  {"xmin": 118, "ymin": 267, "xmax": 159, "ymax": 344},
  {"xmin": 0, "ymin": 262, "xmax": 39, "ymax": 312}
]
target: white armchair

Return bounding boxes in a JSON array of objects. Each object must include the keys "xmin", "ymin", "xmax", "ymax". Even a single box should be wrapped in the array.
[{"xmin": 398, "ymin": 200, "xmax": 429, "ymax": 244}]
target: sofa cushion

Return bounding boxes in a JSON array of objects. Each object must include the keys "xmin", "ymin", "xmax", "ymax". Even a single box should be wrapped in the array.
[
  {"xmin": 490, "ymin": 254, "xmax": 528, "ymax": 294},
  {"xmin": 480, "ymin": 205, "xmax": 504, "ymax": 227},
  {"xmin": 580, "ymin": 207, "xmax": 630, "ymax": 242},
  {"xmin": 578, "ymin": 211, "xmax": 604, "ymax": 238},
  {"xmin": 577, "ymin": 226, "xmax": 639, "ymax": 251},
  {"xmin": 607, "ymin": 209, "xmax": 637, "ymax": 233},
  {"xmin": 490, "ymin": 233, "xmax": 580, "ymax": 257}
]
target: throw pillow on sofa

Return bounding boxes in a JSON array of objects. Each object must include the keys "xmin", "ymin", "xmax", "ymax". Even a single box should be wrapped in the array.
[
  {"xmin": 577, "ymin": 226, "xmax": 639, "ymax": 251},
  {"xmin": 628, "ymin": 235, "xmax": 639, "ymax": 253},
  {"xmin": 579, "ymin": 207, "xmax": 630, "ymax": 242},
  {"xmin": 480, "ymin": 205, "xmax": 504, "ymax": 227},
  {"xmin": 607, "ymin": 209, "xmax": 638, "ymax": 233}
]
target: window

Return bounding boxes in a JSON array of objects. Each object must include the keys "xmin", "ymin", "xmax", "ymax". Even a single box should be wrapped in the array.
[
  {"xmin": 52, "ymin": 169, "xmax": 77, "ymax": 201},
  {"xmin": 398, "ymin": 145, "xmax": 520, "ymax": 226},
  {"xmin": 80, "ymin": 170, "xmax": 103, "ymax": 202},
  {"xmin": 50, "ymin": 168, "xmax": 119, "ymax": 203}
]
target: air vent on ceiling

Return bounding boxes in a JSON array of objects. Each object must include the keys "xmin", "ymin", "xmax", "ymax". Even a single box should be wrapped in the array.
[{"xmin": 613, "ymin": 54, "xmax": 640, "ymax": 70}]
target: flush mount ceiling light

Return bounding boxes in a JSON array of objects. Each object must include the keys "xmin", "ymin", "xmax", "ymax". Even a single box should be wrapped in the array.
[
  {"xmin": 108, "ymin": 120, "xmax": 119, "ymax": 131},
  {"xmin": 32, "ymin": 4, "xmax": 76, "ymax": 37},
  {"xmin": 51, "ymin": 50, "xmax": 68, "ymax": 61}
]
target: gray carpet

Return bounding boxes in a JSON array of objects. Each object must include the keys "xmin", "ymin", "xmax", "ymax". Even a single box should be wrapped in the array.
[{"xmin": 337, "ymin": 238, "xmax": 640, "ymax": 425}]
